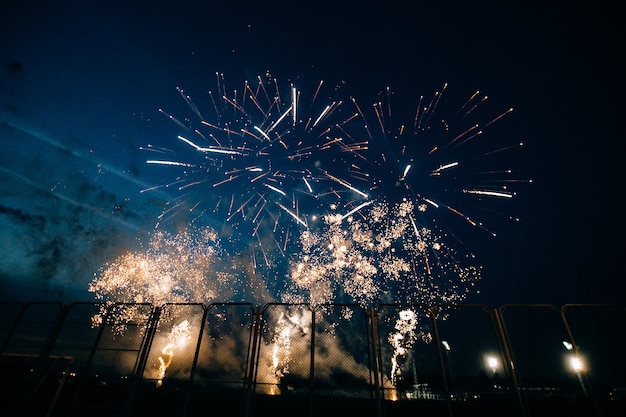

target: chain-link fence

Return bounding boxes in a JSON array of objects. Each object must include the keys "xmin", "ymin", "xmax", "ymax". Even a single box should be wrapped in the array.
[{"xmin": 1, "ymin": 301, "xmax": 624, "ymax": 417}]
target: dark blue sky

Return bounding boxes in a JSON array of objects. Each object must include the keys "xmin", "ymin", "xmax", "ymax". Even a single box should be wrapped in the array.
[{"xmin": 1, "ymin": 1, "xmax": 624, "ymax": 306}]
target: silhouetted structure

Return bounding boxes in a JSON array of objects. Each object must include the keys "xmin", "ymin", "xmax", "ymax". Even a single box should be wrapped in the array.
[{"xmin": 1, "ymin": 301, "xmax": 624, "ymax": 416}]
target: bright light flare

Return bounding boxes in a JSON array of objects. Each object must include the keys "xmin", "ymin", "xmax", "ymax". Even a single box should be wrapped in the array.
[
  {"xmin": 485, "ymin": 354, "xmax": 500, "ymax": 373},
  {"xmin": 568, "ymin": 355, "xmax": 585, "ymax": 373}
]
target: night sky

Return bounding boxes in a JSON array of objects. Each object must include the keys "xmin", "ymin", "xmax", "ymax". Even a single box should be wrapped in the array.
[{"xmin": 1, "ymin": 1, "xmax": 624, "ymax": 307}]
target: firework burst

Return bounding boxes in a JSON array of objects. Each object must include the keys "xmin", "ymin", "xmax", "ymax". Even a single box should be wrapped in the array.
[
  {"xmin": 283, "ymin": 83, "xmax": 528, "ymax": 306},
  {"xmin": 88, "ymin": 78, "xmax": 529, "ymax": 390},
  {"xmin": 89, "ymin": 226, "xmax": 233, "ymax": 332},
  {"xmin": 284, "ymin": 200, "xmax": 481, "ymax": 308},
  {"xmin": 141, "ymin": 72, "xmax": 371, "ymax": 268},
  {"xmin": 367, "ymin": 83, "xmax": 529, "ymax": 243}
]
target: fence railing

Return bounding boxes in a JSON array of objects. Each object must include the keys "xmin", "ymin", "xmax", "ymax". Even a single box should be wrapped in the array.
[{"xmin": 1, "ymin": 301, "xmax": 624, "ymax": 417}]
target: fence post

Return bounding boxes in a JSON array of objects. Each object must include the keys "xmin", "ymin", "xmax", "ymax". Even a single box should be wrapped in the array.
[
  {"xmin": 493, "ymin": 307, "xmax": 528, "ymax": 417},
  {"xmin": 429, "ymin": 306, "xmax": 454, "ymax": 417},
  {"xmin": 369, "ymin": 307, "xmax": 383, "ymax": 417},
  {"xmin": 308, "ymin": 307, "xmax": 316, "ymax": 417},
  {"xmin": 181, "ymin": 304, "xmax": 210, "ymax": 417},
  {"xmin": 121, "ymin": 304, "xmax": 161, "ymax": 417},
  {"xmin": 12, "ymin": 303, "xmax": 66, "ymax": 417},
  {"xmin": 560, "ymin": 304, "xmax": 603, "ymax": 417},
  {"xmin": 242, "ymin": 305, "xmax": 263, "ymax": 417}
]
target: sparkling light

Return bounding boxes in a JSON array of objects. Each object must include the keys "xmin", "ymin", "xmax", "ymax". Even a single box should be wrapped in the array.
[
  {"xmin": 141, "ymin": 72, "xmax": 372, "ymax": 268},
  {"xmin": 388, "ymin": 309, "xmax": 418, "ymax": 386},
  {"xmin": 485, "ymin": 354, "xmax": 500, "ymax": 374},
  {"xmin": 91, "ymin": 77, "xmax": 529, "ymax": 390},
  {"xmin": 89, "ymin": 226, "xmax": 231, "ymax": 333},
  {"xmin": 285, "ymin": 200, "xmax": 480, "ymax": 308},
  {"xmin": 156, "ymin": 320, "xmax": 192, "ymax": 387}
]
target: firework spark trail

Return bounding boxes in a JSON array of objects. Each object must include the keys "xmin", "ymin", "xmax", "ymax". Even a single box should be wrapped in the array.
[
  {"xmin": 142, "ymin": 72, "xmax": 372, "ymax": 268},
  {"xmin": 360, "ymin": 83, "xmax": 530, "ymax": 388},
  {"xmin": 388, "ymin": 309, "xmax": 418, "ymax": 386},
  {"xmin": 156, "ymin": 319, "xmax": 192, "ymax": 387},
  {"xmin": 267, "ymin": 308, "xmax": 311, "ymax": 387},
  {"xmin": 368, "ymin": 83, "xmax": 529, "ymax": 242}
]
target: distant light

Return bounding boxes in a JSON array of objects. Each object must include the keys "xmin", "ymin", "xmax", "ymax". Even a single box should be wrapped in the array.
[
  {"xmin": 569, "ymin": 355, "xmax": 585, "ymax": 373},
  {"xmin": 562, "ymin": 341, "xmax": 573, "ymax": 351},
  {"xmin": 442, "ymin": 340, "xmax": 451, "ymax": 351},
  {"xmin": 485, "ymin": 355, "xmax": 500, "ymax": 373}
]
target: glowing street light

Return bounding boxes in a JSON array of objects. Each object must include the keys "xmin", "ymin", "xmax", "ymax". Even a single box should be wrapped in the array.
[
  {"xmin": 569, "ymin": 355, "xmax": 584, "ymax": 373},
  {"xmin": 562, "ymin": 340, "xmax": 585, "ymax": 374},
  {"xmin": 485, "ymin": 355, "xmax": 500, "ymax": 374},
  {"xmin": 562, "ymin": 340, "xmax": 588, "ymax": 397}
]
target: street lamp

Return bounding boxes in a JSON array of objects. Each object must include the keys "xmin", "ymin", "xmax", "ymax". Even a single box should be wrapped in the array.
[
  {"xmin": 563, "ymin": 340, "xmax": 587, "ymax": 397},
  {"xmin": 441, "ymin": 340, "xmax": 455, "ymax": 393}
]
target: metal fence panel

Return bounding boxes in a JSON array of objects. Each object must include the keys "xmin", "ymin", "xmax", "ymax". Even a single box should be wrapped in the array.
[
  {"xmin": 1, "ymin": 302, "xmax": 62, "ymax": 356},
  {"xmin": 433, "ymin": 305, "xmax": 519, "ymax": 416},
  {"xmin": 309, "ymin": 305, "xmax": 373, "ymax": 416},
  {"xmin": 376, "ymin": 304, "xmax": 449, "ymax": 416},
  {"xmin": 499, "ymin": 304, "xmax": 590, "ymax": 416},
  {"xmin": 48, "ymin": 303, "xmax": 102, "ymax": 373},
  {"xmin": 185, "ymin": 303, "xmax": 255, "ymax": 417},
  {"xmin": 562, "ymin": 304, "xmax": 626, "ymax": 415},
  {"xmin": 251, "ymin": 303, "xmax": 313, "ymax": 416},
  {"xmin": 50, "ymin": 302, "xmax": 151, "ymax": 417}
]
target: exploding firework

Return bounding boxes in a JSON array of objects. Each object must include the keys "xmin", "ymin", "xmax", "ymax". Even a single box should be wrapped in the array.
[
  {"xmin": 388, "ymin": 309, "xmax": 419, "ymax": 386},
  {"xmin": 89, "ymin": 226, "xmax": 233, "ymax": 333},
  {"xmin": 367, "ymin": 83, "xmax": 529, "ymax": 244},
  {"xmin": 284, "ymin": 200, "xmax": 480, "ymax": 308},
  {"xmin": 141, "ymin": 72, "xmax": 371, "ymax": 268},
  {"xmin": 283, "ymin": 83, "xmax": 528, "ymax": 386},
  {"xmin": 361, "ymin": 84, "xmax": 530, "ymax": 387},
  {"xmin": 282, "ymin": 83, "xmax": 527, "ymax": 307},
  {"xmin": 93, "ymin": 78, "xmax": 528, "ymax": 390}
]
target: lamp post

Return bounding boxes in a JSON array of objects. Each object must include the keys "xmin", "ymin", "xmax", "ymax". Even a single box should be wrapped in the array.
[
  {"xmin": 441, "ymin": 340, "xmax": 455, "ymax": 395},
  {"xmin": 563, "ymin": 340, "xmax": 587, "ymax": 398}
]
